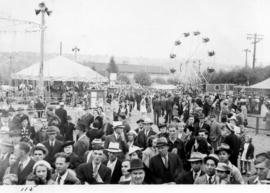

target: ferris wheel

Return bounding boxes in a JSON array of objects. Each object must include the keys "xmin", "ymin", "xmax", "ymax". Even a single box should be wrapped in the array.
[{"xmin": 169, "ymin": 31, "xmax": 216, "ymax": 86}]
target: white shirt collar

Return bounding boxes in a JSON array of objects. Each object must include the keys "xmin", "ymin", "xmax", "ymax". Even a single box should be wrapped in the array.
[{"xmin": 57, "ymin": 170, "xmax": 68, "ymax": 185}]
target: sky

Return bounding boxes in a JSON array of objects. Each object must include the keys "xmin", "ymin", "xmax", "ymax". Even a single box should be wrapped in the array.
[{"xmin": 0, "ymin": 0, "xmax": 269, "ymax": 67}]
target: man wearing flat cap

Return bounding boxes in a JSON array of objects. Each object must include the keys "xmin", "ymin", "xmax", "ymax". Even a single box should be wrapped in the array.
[
  {"xmin": 194, "ymin": 154, "xmax": 219, "ymax": 184},
  {"xmin": 149, "ymin": 137, "xmax": 183, "ymax": 184},
  {"xmin": 42, "ymin": 126, "xmax": 63, "ymax": 167},
  {"xmin": 176, "ymin": 152, "xmax": 205, "ymax": 184},
  {"xmin": 135, "ymin": 118, "xmax": 144, "ymax": 134}
]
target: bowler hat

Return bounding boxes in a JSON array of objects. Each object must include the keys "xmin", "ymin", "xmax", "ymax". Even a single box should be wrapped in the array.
[
  {"xmin": 62, "ymin": 141, "xmax": 75, "ymax": 149},
  {"xmin": 215, "ymin": 143, "xmax": 232, "ymax": 155},
  {"xmin": 156, "ymin": 137, "xmax": 168, "ymax": 147},
  {"xmin": 203, "ymin": 154, "xmax": 219, "ymax": 165},
  {"xmin": 187, "ymin": 152, "xmax": 203, "ymax": 162},
  {"xmin": 128, "ymin": 158, "xmax": 145, "ymax": 172}
]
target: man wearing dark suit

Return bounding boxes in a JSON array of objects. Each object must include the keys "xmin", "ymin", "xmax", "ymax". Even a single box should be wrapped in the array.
[
  {"xmin": 135, "ymin": 118, "xmax": 156, "ymax": 150},
  {"xmin": 176, "ymin": 152, "xmax": 205, "ymax": 184},
  {"xmin": 104, "ymin": 142, "xmax": 123, "ymax": 184},
  {"xmin": 165, "ymin": 96, "xmax": 174, "ymax": 124},
  {"xmin": 65, "ymin": 116, "xmax": 75, "ymax": 141},
  {"xmin": 194, "ymin": 113, "xmax": 211, "ymax": 136},
  {"xmin": 135, "ymin": 93, "xmax": 142, "ymax": 111},
  {"xmin": 42, "ymin": 126, "xmax": 63, "ymax": 167},
  {"xmin": 104, "ymin": 122, "xmax": 128, "ymax": 155},
  {"xmin": 0, "ymin": 141, "xmax": 13, "ymax": 183},
  {"xmin": 76, "ymin": 147, "xmax": 111, "ymax": 184},
  {"xmin": 53, "ymin": 152, "xmax": 80, "ymax": 184},
  {"xmin": 149, "ymin": 137, "xmax": 183, "ymax": 184},
  {"xmin": 55, "ymin": 102, "xmax": 68, "ymax": 136},
  {"xmin": 73, "ymin": 124, "xmax": 90, "ymax": 160},
  {"xmin": 152, "ymin": 96, "xmax": 162, "ymax": 125},
  {"xmin": 14, "ymin": 142, "xmax": 36, "ymax": 185},
  {"xmin": 167, "ymin": 126, "xmax": 186, "ymax": 167}
]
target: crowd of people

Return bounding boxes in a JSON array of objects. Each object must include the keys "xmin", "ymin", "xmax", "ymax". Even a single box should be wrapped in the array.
[{"xmin": 0, "ymin": 88, "xmax": 270, "ymax": 185}]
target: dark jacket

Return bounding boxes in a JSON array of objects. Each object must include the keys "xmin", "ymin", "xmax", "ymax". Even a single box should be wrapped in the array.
[
  {"xmin": 76, "ymin": 162, "xmax": 111, "ymax": 184},
  {"xmin": 223, "ymin": 133, "xmax": 241, "ymax": 166},
  {"xmin": 176, "ymin": 170, "xmax": 205, "ymax": 184},
  {"xmin": 106, "ymin": 159, "xmax": 122, "ymax": 184},
  {"xmin": 17, "ymin": 158, "xmax": 35, "ymax": 185},
  {"xmin": 55, "ymin": 108, "xmax": 68, "ymax": 126},
  {"xmin": 42, "ymin": 139, "xmax": 63, "ymax": 166},
  {"xmin": 167, "ymin": 138, "xmax": 186, "ymax": 164},
  {"xmin": 74, "ymin": 135, "xmax": 90, "ymax": 160},
  {"xmin": 149, "ymin": 153, "xmax": 183, "ymax": 184},
  {"xmin": 135, "ymin": 129, "xmax": 157, "ymax": 150},
  {"xmin": 51, "ymin": 170, "xmax": 81, "ymax": 184}
]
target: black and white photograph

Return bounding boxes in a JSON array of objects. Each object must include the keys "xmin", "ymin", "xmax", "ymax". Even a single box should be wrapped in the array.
[{"xmin": 0, "ymin": 0, "xmax": 270, "ymax": 189}]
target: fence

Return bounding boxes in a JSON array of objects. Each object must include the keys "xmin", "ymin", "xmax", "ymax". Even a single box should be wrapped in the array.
[{"xmin": 247, "ymin": 114, "xmax": 268, "ymax": 135}]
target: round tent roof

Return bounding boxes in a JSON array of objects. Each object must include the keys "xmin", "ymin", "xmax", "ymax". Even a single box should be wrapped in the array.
[
  {"xmin": 11, "ymin": 56, "xmax": 108, "ymax": 82},
  {"xmin": 250, "ymin": 77, "xmax": 270, "ymax": 89}
]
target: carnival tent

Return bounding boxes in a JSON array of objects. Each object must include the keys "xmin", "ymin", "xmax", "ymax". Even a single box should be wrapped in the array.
[
  {"xmin": 249, "ymin": 77, "xmax": 270, "ymax": 89},
  {"xmin": 11, "ymin": 56, "xmax": 108, "ymax": 82}
]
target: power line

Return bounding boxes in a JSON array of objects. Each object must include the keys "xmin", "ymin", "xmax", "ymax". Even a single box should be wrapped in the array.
[{"xmin": 247, "ymin": 33, "xmax": 263, "ymax": 69}]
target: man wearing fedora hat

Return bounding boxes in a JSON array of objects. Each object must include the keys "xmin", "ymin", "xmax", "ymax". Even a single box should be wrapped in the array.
[
  {"xmin": 247, "ymin": 161, "xmax": 270, "ymax": 184},
  {"xmin": 104, "ymin": 122, "xmax": 128, "ymax": 156},
  {"xmin": 104, "ymin": 142, "xmax": 122, "ymax": 184},
  {"xmin": 149, "ymin": 137, "xmax": 183, "ymax": 184},
  {"xmin": 194, "ymin": 154, "xmax": 219, "ymax": 184},
  {"xmin": 42, "ymin": 126, "xmax": 63, "ymax": 167},
  {"xmin": 216, "ymin": 143, "xmax": 244, "ymax": 184},
  {"xmin": 136, "ymin": 117, "xmax": 156, "ymax": 150},
  {"xmin": 176, "ymin": 152, "xmax": 205, "ymax": 184}
]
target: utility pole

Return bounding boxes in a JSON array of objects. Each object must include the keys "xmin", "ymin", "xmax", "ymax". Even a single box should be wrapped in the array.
[
  {"xmin": 247, "ymin": 33, "xmax": 263, "ymax": 69},
  {"xmin": 35, "ymin": 2, "xmax": 52, "ymax": 98},
  {"xmin": 72, "ymin": 46, "xmax": 80, "ymax": 61},
  {"xmin": 243, "ymin": 48, "xmax": 251, "ymax": 68}
]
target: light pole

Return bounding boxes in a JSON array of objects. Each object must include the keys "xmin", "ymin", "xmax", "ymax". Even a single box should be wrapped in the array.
[
  {"xmin": 243, "ymin": 48, "xmax": 251, "ymax": 68},
  {"xmin": 35, "ymin": 2, "xmax": 52, "ymax": 98},
  {"xmin": 72, "ymin": 46, "xmax": 80, "ymax": 61}
]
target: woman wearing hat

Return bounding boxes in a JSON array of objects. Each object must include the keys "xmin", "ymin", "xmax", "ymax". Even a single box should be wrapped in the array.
[
  {"xmin": 61, "ymin": 141, "xmax": 82, "ymax": 170},
  {"xmin": 30, "ymin": 160, "xmax": 54, "ymax": 184}
]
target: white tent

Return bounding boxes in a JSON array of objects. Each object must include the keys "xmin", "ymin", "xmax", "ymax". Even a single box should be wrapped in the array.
[
  {"xmin": 11, "ymin": 56, "xmax": 108, "ymax": 82},
  {"xmin": 249, "ymin": 77, "xmax": 270, "ymax": 89},
  {"xmin": 151, "ymin": 83, "xmax": 176, "ymax": 90}
]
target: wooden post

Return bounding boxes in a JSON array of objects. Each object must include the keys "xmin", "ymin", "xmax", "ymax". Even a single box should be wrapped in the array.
[{"xmin": 255, "ymin": 116, "xmax": 259, "ymax": 135}]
